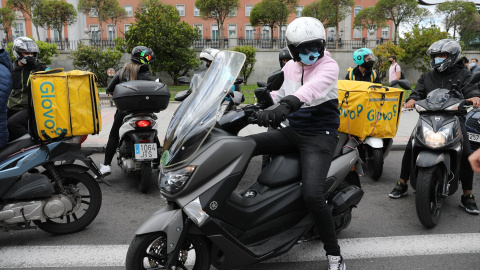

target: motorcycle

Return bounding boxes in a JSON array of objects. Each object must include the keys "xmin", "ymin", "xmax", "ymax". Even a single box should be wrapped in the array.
[
  {"xmin": 125, "ymin": 51, "xmax": 364, "ymax": 270},
  {"xmin": 359, "ymin": 79, "xmax": 411, "ymax": 180},
  {"xmin": 112, "ymin": 80, "xmax": 171, "ymax": 193},
  {"xmin": 409, "ymin": 74, "xmax": 480, "ymax": 228},
  {"xmin": 0, "ymin": 134, "xmax": 108, "ymax": 234}
]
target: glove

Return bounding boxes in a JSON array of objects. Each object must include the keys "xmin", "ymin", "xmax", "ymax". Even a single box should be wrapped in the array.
[
  {"xmin": 257, "ymin": 103, "xmax": 290, "ymax": 128},
  {"xmin": 280, "ymin": 95, "xmax": 304, "ymax": 112}
]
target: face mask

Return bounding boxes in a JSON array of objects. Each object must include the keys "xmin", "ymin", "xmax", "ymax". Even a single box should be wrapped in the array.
[
  {"xmin": 470, "ymin": 62, "xmax": 476, "ymax": 67},
  {"xmin": 388, "ymin": 60, "xmax": 393, "ymax": 64},
  {"xmin": 434, "ymin": 57, "xmax": 446, "ymax": 65},
  {"xmin": 361, "ymin": 60, "xmax": 374, "ymax": 69},
  {"xmin": 299, "ymin": 52, "xmax": 320, "ymax": 66},
  {"xmin": 20, "ymin": 55, "xmax": 37, "ymax": 66}
]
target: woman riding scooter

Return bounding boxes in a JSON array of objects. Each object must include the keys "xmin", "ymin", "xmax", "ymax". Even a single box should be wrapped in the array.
[{"xmin": 99, "ymin": 46, "xmax": 155, "ymax": 176}]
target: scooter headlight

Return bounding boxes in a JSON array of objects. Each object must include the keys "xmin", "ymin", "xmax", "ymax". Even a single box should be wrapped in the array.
[
  {"xmin": 184, "ymin": 197, "xmax": 209, "ymax": 226},
  {"xmin": 422, "ymin": 123, "xmax": 455, "ymax": 148},
  {"xmin": 159, "ymin": 166, "xmax": 196, "ymax": 194}
]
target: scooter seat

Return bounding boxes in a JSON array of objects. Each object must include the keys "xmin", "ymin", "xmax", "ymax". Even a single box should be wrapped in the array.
[
  {"xmin": 257, "ymin": 153, "xmax": 301, "ymax": 188},
  {"xmin": 0, "ymin": 135, "xmax": 38, "ymax": 161}
]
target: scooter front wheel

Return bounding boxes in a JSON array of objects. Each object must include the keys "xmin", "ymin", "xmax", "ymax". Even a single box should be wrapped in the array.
[
  {"xmin": 126, "ymin": 232, "xmax": 211, "ymax": 270},
  {"xmin": 415, "ymin": 165, "xmax": 444, "ymax": 228}
]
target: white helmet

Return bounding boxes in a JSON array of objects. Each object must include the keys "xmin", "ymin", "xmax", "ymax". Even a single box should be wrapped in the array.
[
  {"xmin": 286, "ymin": 17, "xmax": 326, "ymax": 62},
  {"xmin": 199, "ymin": 48, "xmax": 220, "ymax": 62}
]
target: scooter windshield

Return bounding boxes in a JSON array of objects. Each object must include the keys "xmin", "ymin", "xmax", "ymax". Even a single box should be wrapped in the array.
[
  {"xmin": 161, "ymin": 51, "xmax": 246, "ymax": 168},
  {"xmin": 426, "ymin": 88, "xmax": 450, "ymax": 110}
]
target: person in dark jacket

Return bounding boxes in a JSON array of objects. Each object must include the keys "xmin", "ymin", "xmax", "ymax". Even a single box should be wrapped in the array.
[
  {"xmin": 389, "ymin": 39, "xmax": 480, "ymax": 215},
  {"xmin": 345, "ymin": 48, "xmax": 381, "ymax": 84},
  {"xmin": 99, "ymin": 46, "xmax": 155, "ymax": 176},
  {"xmin": 7, "ymin": 37, "xmax": 47, "ymax": 141},
  {"xmin": 0, "ymin": 48, "xmax": 13, "ymax": 148}
]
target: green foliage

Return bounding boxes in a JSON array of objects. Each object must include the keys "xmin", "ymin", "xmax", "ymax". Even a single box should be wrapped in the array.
[
  {"xmin": 230, "ymin": 46, "xmax": 257, "ymax": 85},
  {"xmin": 375, "ymin": 0, "xmax": 419, "ymax": 44},
  {"xmin": 6, "ymin": 0, "xmax": 43, "ymax": 39},
  {"xmin": 195, "ymin": 0, "xmax": 239, "ymax": 49},
  {"xmin": 34, "ymin": 0, "xmax": 77, "ymax": 44},
  {"xmin": 372, "ymin": 42, "xmax": 405, "ymax": 82},
  {"xmin": 353, "ymin": 6, "xmax": 385, "ymax": 31},
  {"xmin": 399, "ymin": 26, "xmax": 450, "ymax": 73},
  {"xmin": 460, "ymin": 15, "xmax": 480, "ymax": 49},
  {"xmin": 77, "ymin": 0, "xmax": 125, "ymax": 35},
  {"xmin": 6, "ymin": 39, "xmax": 57, "ymax": 65},
  {"xmin": 0, "ymin": 7, "xmax": 16, "ymax": 41},
  {"xmin": 435, "ymin": 0, "xmax": 477, "ymax": 39},
  {"xmin": 124, "ymin": 0, "xmax": 201, "ymax": 84},
  {"xmin": 113, "ymin": 37, "xmax": 127, "ymax": 53},
  {"xmin": 69, "ymin": 43, "xmax": 122, "ymax": 87}
]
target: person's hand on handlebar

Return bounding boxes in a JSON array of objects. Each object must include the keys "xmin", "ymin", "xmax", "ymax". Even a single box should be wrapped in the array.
[
  {"xmin": 403, "ymin": 99, "xmax": 416, "ymax": 109},
  {"xmin": 466, "ymin": 96, "xmax": 480, "ymax": 108}
]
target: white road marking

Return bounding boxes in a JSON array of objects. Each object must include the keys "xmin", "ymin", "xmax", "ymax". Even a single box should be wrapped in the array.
[{"xmin": 1, "ymin": 233, "xmax": 479, "ymax": 268}]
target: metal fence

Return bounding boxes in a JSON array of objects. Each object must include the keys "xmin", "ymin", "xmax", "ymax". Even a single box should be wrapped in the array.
[{"xmin": 193, "ymin": 39, "xmax": 229, "ymax": 49}]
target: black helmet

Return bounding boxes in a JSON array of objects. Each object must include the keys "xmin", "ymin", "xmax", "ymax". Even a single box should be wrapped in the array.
[
  {"xmin": 13, "ymin": 37, "xmax": 39, "ymax": 65},
  {"xmin": 279, "ymin": 47, "xmax": 292, "ymax": 68},
  {"xmin": 426, "ymin": 39, "xmax": 461, "ymax": 72},
  {"xmin": 131, "ymin": 46, "xmax": 155, "ymax": 65}
]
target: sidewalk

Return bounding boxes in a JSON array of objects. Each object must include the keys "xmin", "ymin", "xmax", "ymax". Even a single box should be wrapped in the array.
[{"xmin": 82, "ymin": 102, "xmax": 417, "ymax": 152}]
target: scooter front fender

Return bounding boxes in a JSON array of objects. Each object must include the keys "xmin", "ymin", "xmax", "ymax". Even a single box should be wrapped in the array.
[
  {"xmin": 363, "ymin": 137, "xmax": 384, "ymax": 148},
  {"xmin": 415, "ymin": 151, "xmax": 450, "ymax": 173},
  {"xmin": 134, "ymin": 204, "xmax": 184, "ymax": 254}
]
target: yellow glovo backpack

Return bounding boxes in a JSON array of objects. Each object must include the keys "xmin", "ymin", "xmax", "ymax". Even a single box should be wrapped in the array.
[{"xmin": 29, "ymin": 68, "xmax": 102, "ymax": 141}]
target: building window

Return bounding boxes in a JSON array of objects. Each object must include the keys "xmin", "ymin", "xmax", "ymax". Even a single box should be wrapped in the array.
[
  {"xmin": 194, "ymin": 24, "xmax": 203, "ymax": 38},
  {"xmin": 280, "ymin": 25, "xmax": 287, "ymax": 40},
  {"xmin": 245, "ymin": 24, "xmax": 254, "ymax": 39},
  {"xmin": 327, "ymin": 27, "xmax": 335, "ymax": 41},
  {"xmin": 245, "ymin": 5, "xmax": 253, "ymax": 17},
  {"xmin": 211, "ymin": 25, "xmax": 219, "ymax": 40},
  {"xmin": 194, "ymin": 5, "xmax": 200, "ymax": 16},
  {"xmin": 90, "ymin": 25, "xmax": 100, "ymax": 41},
  {"xmin": 295, "ymin": 6, "xmax": 303, "ymax": 17},
  {"xmin": 15, "ymin": 22, "xmax": 25, "ymax": 37},
  {"xmin": 382, "ymin": 26, "xmax": 389, "ymax": 39},
  {"xmin": 89, "ymin": 8, "xmax": 98, "ymax": 18},
  {"xmin": 228, "ymin": 24, "xmax": 237, "ymax": 37},
  {"xmin": 354, "ymin": 27, "xmax": 362, "ymax": 39},
  {"xmin": 107, "ymin": 25, "xmax": 116, "ymax": 41},
  {"xmin": 125, "ymin": 5, "xmax": 133, "ymax": 17},
  {"xmin": 176, "ymin": 4, "xmax": 185, "ymax": 16},
  {"xmin": 354, "ymin": 6, "xmax": 361, "ymax": 17},
  {"xmin": 124, "ymin": 24, "xmax": 131, "ymax": 33},
  {"xmin": 262, "ymin": 26, "xmax": 270, "ymax": 39},
  {"xmin": 53, "ymin": 29, "xmax": 60, "ymax": 41},
  {"xmin": 229, "ymin": 7, "xmax": 237, "ymax": 17}
]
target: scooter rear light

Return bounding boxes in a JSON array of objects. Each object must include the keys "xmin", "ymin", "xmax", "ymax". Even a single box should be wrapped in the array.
[
  {"xmin": 184, "ymin": 197, "xmax": 209, "ymax": 226},
  {"xmin": 140, "ymin": 139, "xmax": 150, "ymax": 143},
  {"xmin": 136, "ymin": 120, "xmax": 152, "ymax": 127}
]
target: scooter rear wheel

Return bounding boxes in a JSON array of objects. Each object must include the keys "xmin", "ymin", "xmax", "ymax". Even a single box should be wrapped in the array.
[
  {"xmin": 415, "ymin": 165, "xmax": 444, "ymax": 228},
  {"xmin": 365, "ymin": 146, "xmax": 383, "ymax": 180},
  {"xmin": 34, "ymin": 171, "xmax": 102, "ymax": 235},
  {"xmin": 138, "ymin": 162, "xmax": 151, "ymax": 194},
  {"xmin": 126, "ymin": 232, "xmax": 211, "ymax": 270}
]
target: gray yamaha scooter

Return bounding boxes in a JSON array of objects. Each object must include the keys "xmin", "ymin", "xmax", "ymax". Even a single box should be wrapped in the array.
[{"xmin": 125, "ymin": 51, "xmax": 364, "ymax": 270}]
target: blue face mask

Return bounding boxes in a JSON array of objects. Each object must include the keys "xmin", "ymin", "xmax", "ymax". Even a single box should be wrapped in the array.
[
  {"xmin": 470, "ymin": 62, "xmax": 476, "ymax": 67},
  {"xmin": 434, "ymin": 57, "xmax": 446, "ymax": 65},
  {"xmin": 299, "ymin": 52, "xmax": 320, "ymax": 65}
]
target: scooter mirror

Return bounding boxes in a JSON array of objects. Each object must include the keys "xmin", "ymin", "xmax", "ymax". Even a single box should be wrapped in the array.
[
  {"xmin": 396, "ymin": 79, "xmax": 411, "ymax": 90},
  {"xmin": 470, "ymin": 72, "xmax": 480, "ymax": 85},
  {"xmin": 257, "ymin": 82, "xmax": 267, "ymax": 87},
  {"xmin": 177, "ymin": 76, "xmax": 191, "ymax": 85},
  {"xmin": 254, "ymin": 87, "xmax": 274, "ymax": 109},
  {"xmin": 266, "ymin": 70, "xmax": 284, "ymax": 91},
  {"xmin": 235, "ymin": 77, "xmax": 244, "ymax": 85},
  {"xmin": 231, "ymin": 91, "xmax": 245, "ymax": 105},
  {"xmin": 174, "ymin": 90, "xmax": 190, "ymax": 101}
]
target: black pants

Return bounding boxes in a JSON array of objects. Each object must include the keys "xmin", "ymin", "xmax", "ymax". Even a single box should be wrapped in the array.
[
  {"xmin": 7, "ymin": 109, "xmax": 29, "ymax": 142},
  {"xmin": 249, "ymin": 127, "xmax": 341, "ymax": 256},
  {"xmin": 400, "ymin": 120, "xmax": 473, "ymax": 191},
  {"xmin": 104, "ymin": 110, "xmax": 127, "ymax": 166}
]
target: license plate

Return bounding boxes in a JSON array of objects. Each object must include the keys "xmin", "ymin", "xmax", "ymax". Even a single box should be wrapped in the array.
[
  {"xmin": 134, "ymin": 143, "xmax": 158, "ymax": 160},
  {"xmin": 468, "ymin": 132, "xmax": 480, "ymax": 143}
]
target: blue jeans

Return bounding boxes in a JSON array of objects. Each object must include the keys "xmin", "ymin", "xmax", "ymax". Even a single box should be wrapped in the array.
[{"xmin": 249, "ymin": 127, "xmax": 341, "ymax": 256}]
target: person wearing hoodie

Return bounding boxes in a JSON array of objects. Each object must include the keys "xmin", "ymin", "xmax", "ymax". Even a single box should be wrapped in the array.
[
  {"xmin": 0, "ymin": 48, "xmax": 13, "ymax": 148},
  {"xmin": 7, "ymin": 37, "xmax": 47, "ymax": 141},
  {"xmin": 248, "ymin": 17, "xmax": 345, "ymax": 270},
  {"xmin": 389, "ymin": 39, "xmax": 480, "ymax": 216}
]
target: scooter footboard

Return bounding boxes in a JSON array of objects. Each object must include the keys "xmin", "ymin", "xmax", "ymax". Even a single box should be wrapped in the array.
[{"xmin": 134, "ymin": 204, "xmax": 184, "ymax": 254}]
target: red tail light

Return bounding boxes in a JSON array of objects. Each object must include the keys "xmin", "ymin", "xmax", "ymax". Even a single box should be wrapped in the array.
[
  {"xmin": 140, "ymin": 139, "xmax": 150, "ymax": 143},
  {"xmin": 136, "ymin": 120, "xmax": 152, "ymax": 128}
]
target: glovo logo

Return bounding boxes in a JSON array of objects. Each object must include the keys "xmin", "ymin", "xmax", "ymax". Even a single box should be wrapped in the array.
[
  {"xmin": 339, "ymin": 104, "xmax": 398, "ymax": 122},
  {"xmin": 39, "ymin": 81, "xmax": 64, "ymax": 135}
]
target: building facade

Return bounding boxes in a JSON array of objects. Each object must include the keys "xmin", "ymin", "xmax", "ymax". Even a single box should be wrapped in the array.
[{"xmin": 1, "ymin": 0, "xmax": 394, "ymax": 49}]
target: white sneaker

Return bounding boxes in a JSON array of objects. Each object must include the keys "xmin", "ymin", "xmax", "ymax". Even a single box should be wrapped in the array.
[
  {"xmin": 328, "ymin": 255, "xmax": 346, "ymax": 270},
  {"xmin": 99, "ymin": 164, "xmax": 111, "ymax": 176}
]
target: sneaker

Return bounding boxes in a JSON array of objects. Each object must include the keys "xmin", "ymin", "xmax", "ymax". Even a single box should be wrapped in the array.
[
  {"xmin": 99, "ymin": 164, "xmax": 111, "ymax": 176},
  {"xmin": 460, "ymin": 194, "xmax": 480, "ymax": 214},
  {"xmin": 328, "ymin": 255, "xmax": 346, "ymax": 270},
  {"xmin": 389, "ymin": 181, "xmax": 408, "ymax": 198}
]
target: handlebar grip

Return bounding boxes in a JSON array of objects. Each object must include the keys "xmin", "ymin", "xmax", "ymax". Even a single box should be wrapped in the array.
[{"xmin": 465, "ymin": 101, "xmax": 473, "ymax": 106}]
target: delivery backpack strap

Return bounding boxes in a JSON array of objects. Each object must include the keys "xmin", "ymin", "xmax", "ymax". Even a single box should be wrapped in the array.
[
  {"xmin": 367, "ymin": 90, "xmax": 386, "ymax": 137},
  {"xmin": 339, "ymin": 91, "xmax": 362, "ymax": 151},
  {"xmin": 370, "ymin": 70, "xmax": 377, "ymax": 82},
  {"xmin": 347, "ymin": 67, "xmax": 354, "ymax": 80}
]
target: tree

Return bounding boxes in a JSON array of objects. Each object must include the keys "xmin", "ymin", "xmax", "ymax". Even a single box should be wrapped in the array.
[
  {"xmin": 399, "ymin": 25, "xmax": 450, "ymax": 73},
  {"xmin": 230, "ymin": 46, "xmax": 257, "ymax": 85},
  {"xmin": 459, "ymin": 13, "xmax": 480, "ymax": 49},
  {"xmin": 0, "ymin": 7, "xmax": 16, "ymax": 42},
  {"xmin": 375, "ymin": 0, "xmax": 419, "ymax": 45},
  {"xmin": 302, "ymin": 0, "xmax": 355, "ymax": 49},
  {"xmin": 249, "ymin": 0, "xmax": 298, "ymax": 48},
  {"xmin": 372, "ymin": 42, "xmax": 405, "ymax": 82},
  {"xmin": 435, "ymin": 0, "xmax": 477, "ymax": 39},
  {"xmin": 77, "ymin": 0, "xmax": 125, "ymax": 40},
  {"xmin": 6, "ymin": 39, "xmax": 57, "ymax": 64},
  {"xmin": 402, "ymin": 7, "xmax": 432, "ymax": 29},
  {"xmin": 195, "ymin": 0, "xmax": 239, "ymax": 49},
  {"xmin": 125, "ymin": 0, "xmax": 201, "ymax": 84},
  {"xmin": 353, "ymin": 7, "xmax": 386, "ymax": 36},
  {"xmin": 6, "ymin": 0, "xmax": 43, "ymax": 40},
  {"xmin": 69, "ymin": 43, "xmax": 122, "ymax": 87},
  {"xmin": 34, "ymin": 0, "xmax": 77, "ymax": 49}
]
